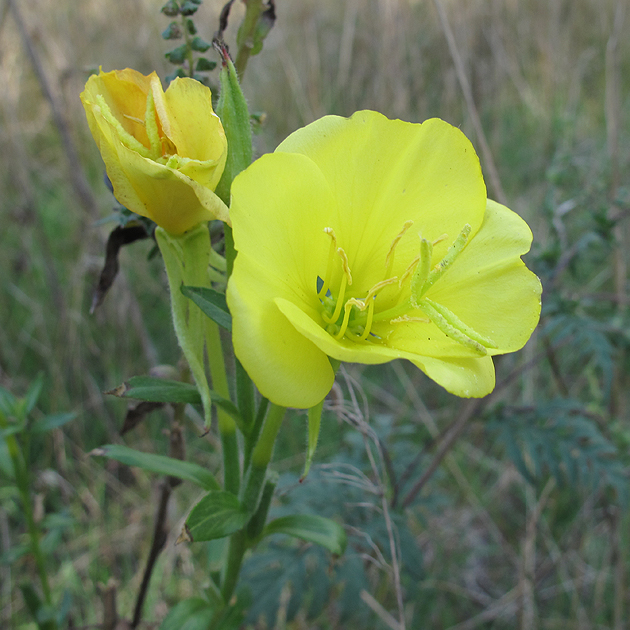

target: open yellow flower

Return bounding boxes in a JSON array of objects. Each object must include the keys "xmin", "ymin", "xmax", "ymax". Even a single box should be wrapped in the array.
[
  {"xmin": 81, "ymin": 68, "xmax": 229, "ymax": 234},
  {"xmin": 227, "ymin": 111, "xmax": 542, "ymax": 408}
]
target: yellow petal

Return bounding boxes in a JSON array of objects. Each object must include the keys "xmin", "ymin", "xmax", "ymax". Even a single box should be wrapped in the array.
[
  {"xmin": 227, "ymin": 152, "xmax": 339, "ymax": 407},
  {"xmin": 412, "ymin": 355, "xmax": 496, "ymax": 398},
  {"xmin": 158, "ymin": 77, "xmax": 227, "ymax": 167},
  {"xmin": 277, "ymin": 111, "xmax": 487, "ymax": 297},
  {"xmin": 427, "ymin": 199, "xmax": 542, "ymax": 353}
]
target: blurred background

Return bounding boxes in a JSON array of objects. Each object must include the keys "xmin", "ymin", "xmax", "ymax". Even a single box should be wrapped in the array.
[{"xmin": 1, "ymin": 0, "xmax": 629, "ymax": 627}]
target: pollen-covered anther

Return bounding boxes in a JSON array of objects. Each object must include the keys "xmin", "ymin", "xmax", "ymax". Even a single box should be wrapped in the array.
[{"xmin": 390, "ymin": 314, "xmax": 431, "ymax": 324}]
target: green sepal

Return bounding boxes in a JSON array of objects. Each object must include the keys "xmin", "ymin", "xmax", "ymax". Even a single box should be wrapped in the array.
[
  {"xmin": 156, "ymin": 225, "xmax": 214, "ymax": 428},
  {"xmin": 261, "ymin": 514, "xmax": 347, "ymax": 555},
  {"xmin": 214, "ymin": 44, "xmax": 253, "ymax": 205},
  {"xmin": 181, "ymin": 285, "xmax": 232, "ymax": 331},
  {"xmin": 90, "ymin": 444, "xmax": 220, "ymax": 491},
  {"xmin": 186, "ymin": 491, "xmax": 250, "ymax": 541}
]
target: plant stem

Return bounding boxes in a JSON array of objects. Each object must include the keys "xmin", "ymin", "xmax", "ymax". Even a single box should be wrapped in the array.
[
  {"xmin": 205, "ymin": 319, "xmax": 240, "ymax": 495},
  {"xmin": 220, "ymin": 404, "xmax": 286, "ymax": 604}
]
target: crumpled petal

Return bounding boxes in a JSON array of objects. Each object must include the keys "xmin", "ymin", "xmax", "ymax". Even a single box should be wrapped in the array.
[{"xmin": 81, "ymin": 68, "xmax": 228, "ymax": 234}]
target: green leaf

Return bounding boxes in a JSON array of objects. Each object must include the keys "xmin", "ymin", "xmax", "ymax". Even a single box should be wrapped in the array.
[
  {"xmin": 113, "ymin": 376, "xmax": 203, "ymax": 405},
  {"xmin": 30, "ymin": 412, "xmax": 77, "ymax": 434},
  {"xmin": 0, "ymin": 386, "xmax": 17, "ymax": 417},
  {"xmin": 186, "ymin": 491, "xmax": 249, "ymax": 541},
  {"xmin": 159, "ymin": 598, "xmax": 215, "ymax": 630},
  {"xmin": 91, "ymin": 444, "xmax": 220, "ymax": 491},
  {"xmin": 25, "ymin": 374, "xmax": 44, "ymax": 414},
  {"xmin": 106, "ymin": 376, "xmax": 244, "ymax": 428},
  {"xmin": 181, "ymin": 285, "xmax": 232, "ymax": 331},
  {"xmin": 262, "ymin": 515, "xmax": 347, "ymax": 555}
]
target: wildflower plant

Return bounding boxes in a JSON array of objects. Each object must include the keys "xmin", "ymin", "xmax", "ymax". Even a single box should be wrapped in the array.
[{"xmin": 77, "ymin": 0, "xmax": 541, "ymax": 627}]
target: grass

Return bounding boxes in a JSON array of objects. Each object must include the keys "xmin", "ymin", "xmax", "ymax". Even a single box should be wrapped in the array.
[{"xmin": 1, "ymin": 0, "xmax": 629, "ymax": 627}]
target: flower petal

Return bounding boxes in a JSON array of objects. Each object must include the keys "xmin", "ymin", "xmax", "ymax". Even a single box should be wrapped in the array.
[
  {"xmin": 158, "ymin": 77, "xmax": 227, "ymax": 167},
  {"xmin": 427, "ymin": 199, "xmax": 542, "ymax": 353},
  {"xmin": 276, "ymin": 111, "xmax": 487, "ymax": 296},
  {"xmin": 227, "ymin": 152, "xmax": 340, "ymax": 407},
  {"xmin": 411, "ymin": 354, "xmax": 496, "ymax": 398}
]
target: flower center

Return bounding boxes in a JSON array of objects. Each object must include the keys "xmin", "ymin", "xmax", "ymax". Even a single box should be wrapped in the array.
[
  {"xmin": 317, "ymin": 222, "xmax": 498, "ymax": 354},
  {"xmin": 96, "ymin": 89, "xmax": 177, "ymax": 163}
]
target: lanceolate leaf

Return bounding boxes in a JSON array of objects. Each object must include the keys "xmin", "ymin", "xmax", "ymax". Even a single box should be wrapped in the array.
[
  {"xmin": 262, "ymin": 514, "xmax": 347, "ymax": 555},
  {"xmin": 181, "ymin": 285, "xmax": 232, "ymax": 331},
  {"xmin": 91, "ymin": 444, "xmax": 219, "ymax": 491},
  {"xmin": 30, "ymin": 412, "xmax": 77, "ymax": 434},
  {"xmin": 159, "ymin": 598, "xmax": 215, "ymax": 630},
  {"xmin": 186, "ymin": 491, "xmax": 249, "ymax": 541}
]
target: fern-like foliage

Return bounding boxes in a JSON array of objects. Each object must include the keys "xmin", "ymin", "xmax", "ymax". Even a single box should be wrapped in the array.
[{"xmin": 487, "ymin": 399, "xmax": 628, "ymax": 505}]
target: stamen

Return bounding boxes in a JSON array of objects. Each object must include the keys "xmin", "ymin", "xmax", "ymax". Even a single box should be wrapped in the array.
[
  {"xmin": 322, "ymin": 272, "xmax": 348, "ymax": 324},
  {"xmin": 410, "ymin": 238, "xmax": 433, "ymax": 308},
  {"xmin": 418, "ymin": 298, "xmax": 487, "ymax": 355},
  {"xmin": 358, "ymin": 298, "xmax": 376, "ymax": 340},
  {"xmin": 433, "ymin": 233, "xmax": 448, "ymax": 246},
  {"xmin": 337, "ymin": 247, "xmax": 353, "ymax": 286},
  {"xmin": 318, "ymin": 228, "xmax": 338, "ymax": 298},
  {"xmin": 390, "ymin": 314, "xmax": 431, "ymax": 324},
  {"xmin": 365, "ymin": 277, "xmax": 398, "ymax": 302},
  {"xmin": 421, "ymin": 224, "xmax": 471, "ymax": 295},
  {"xmin": 422, "ymin": 298, "xmax": 497, "ymax": 348},
  {"xmin": 95, "ymin": 94, "xmax": 152, "ymax": 158},
  {"xmin": 333, "ymin": 299, "xmax": 355, "ymax": 340},
  {"xmin": 385, "ymin": 220, "xmax": 414, "ymax": 277}
]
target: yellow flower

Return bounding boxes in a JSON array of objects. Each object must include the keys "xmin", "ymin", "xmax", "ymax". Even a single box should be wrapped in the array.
[
  {"xmin": 227, "ymin": 111, "xmax": 542, "ymax": 408},
  {"xmin": 81, "ymin": 68, "xmax": 229, "ymax": 234}
]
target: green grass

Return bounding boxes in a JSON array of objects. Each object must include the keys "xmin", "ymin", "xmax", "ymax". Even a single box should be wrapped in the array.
[{"xmin": 1, "ymin": 0, "xmax": 629, "ymax": 627}]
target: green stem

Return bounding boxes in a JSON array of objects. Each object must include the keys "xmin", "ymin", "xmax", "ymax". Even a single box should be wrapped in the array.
[
  {"xmin": 220, "ymin": 405, "xmax": 286, "ymax": 604},
  {"xmin": 220, "ymin": 529, "xmax": 247, "ymax": 604},
  {"xmin": 234, "ymin": 1, "xmax": 265, "ymax": 77},
  {"xmin": 205, "ymin": 319, "xmax": 240, "ymax": 495},
  {"xmin": 0, "ymin": 412, "xmax": 52, "ymax": 605}
]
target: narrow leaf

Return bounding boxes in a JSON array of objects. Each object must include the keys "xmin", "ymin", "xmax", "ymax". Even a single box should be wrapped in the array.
[
  {"xmin": 181, "ymin": 285, "xmax": 232, "ymax": 331},
  {"xmin": 262, "ymin": 514, "xmax": 347, "ymax": 555},
  {"xmin": 186, "ymin": 491, "xmax": 249, "ymax": 541},
  {"xmin": 91, "ymin": 444, "xmax": 219, "ymax": 491},
  {"xmin": 109, "ymin": 376, "xmax": 202, "ymax": 405},
  {"xmin": 30, "ymin": 412, "xmax": 77, "ymax": 434}
]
